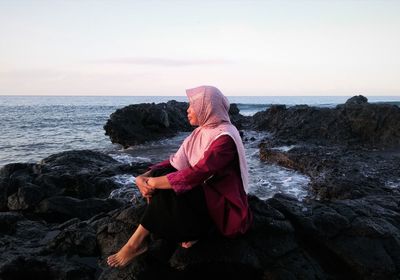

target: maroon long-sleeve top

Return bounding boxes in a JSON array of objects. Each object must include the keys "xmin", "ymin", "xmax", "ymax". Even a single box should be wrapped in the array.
[{"xmin": 151, "ymin": 135, "xmax": 252, "ymax": 237}]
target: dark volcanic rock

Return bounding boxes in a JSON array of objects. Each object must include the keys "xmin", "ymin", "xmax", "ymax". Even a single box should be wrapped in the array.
[
  {"xmin": 93, "ymin": 195, "xmax": 328, "ymax": 280},
  {"xmin": 0, "ymin": 150, "xmax": 150, "ymax": 222},
  {"xmin": 1, "ymin": 190, "xmax": 399, "ymax": 279},
  {"xmin": 345, "ymin": 95, "xmax": 368, "ymax": 105},
  {"xmin": 259, "ymin": 143, "xmax": 400, "ymax": 200},
  {"xmin": 104, "ymin": 101, "xmax": 250, "ymax": 148},
  {"xmin": 252, "ymin": 96, "xmax": 400, "ymax": 279},
  {"xmin": 252, "ymin": 95, "xmax": 400, "ymax": 148},
  {"xmin": 0, "ymin": 214, "xmax": 99, "ymax": 280},
  {"xmin": 104, "ymin": 101, "xmax": 192, "ymax": 148},
  {"xmin": 0, "ymin": 212, "xmax": 23, "ymax": 234},
  {"xmin": 0, "ymin": 149, "xmax": 150, "ymax": 278},
  {"xmin": 228, "ymin": 103, "xmax": 252, "ymax": 130},
  {"xmin": 36, "ymin": 196, "xmax": 122, "ymax": 222},
  {"xmin": 46, "ymin": 221, "xmax": 98, "ymax": 256},
  {"xmin": 92, "ymin": 194, "xmax": 400, "ymax": 279},
  {"xmin": 0, "ymin": 197, "xmax": 286, "ymax": 280},
  {"xmin": 269, "ymin": 193, "xmax": 400, "ymax": 280}
]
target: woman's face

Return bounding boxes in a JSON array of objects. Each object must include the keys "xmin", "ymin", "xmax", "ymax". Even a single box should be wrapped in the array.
[{"xmin": 187, "ymin": 105, "xmax": 199, "ymax": 126}]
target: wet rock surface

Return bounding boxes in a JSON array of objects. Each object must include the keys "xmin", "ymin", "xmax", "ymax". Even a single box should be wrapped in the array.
[
  {"xmin": 1, "ymin": 96, "xmax": 399, "ymax": 279},
  {"xmin": 259, "ymin": 143, "xmax": 400, "ymax": 200}
]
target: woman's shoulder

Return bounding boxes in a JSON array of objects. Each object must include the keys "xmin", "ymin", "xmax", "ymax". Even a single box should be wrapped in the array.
[{"xmin": 212, "ymin": 134, "xmax": 236, "ymax": 147}]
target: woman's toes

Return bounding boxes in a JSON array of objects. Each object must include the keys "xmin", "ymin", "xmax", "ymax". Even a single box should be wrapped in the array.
[
  {"xmin": 107, "ymin": 255, "xmax": 118, "ymax": 267},
  {"xmin": 181, "ymin": 240, "xmax": 198, "ymax": 248}
]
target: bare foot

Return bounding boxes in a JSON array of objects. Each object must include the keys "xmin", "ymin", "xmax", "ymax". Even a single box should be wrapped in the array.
[
  {"xmin": 107, "ymin": 242, "xmax": 148, "ymax": 268},
  {"xmin": 181, "ymin": 240, "xmax": 198, "ymax": 249}
]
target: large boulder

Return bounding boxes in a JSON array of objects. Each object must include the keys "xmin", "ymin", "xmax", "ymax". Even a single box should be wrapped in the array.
[
  {"xmin": 104, "ymin": 101, "xmax": 192, "ymax": 148},
  {"xmin": 104, "ymin": 101, "xmax": 250, "ymax": 148},
  {"xmin": 345, "ymin": 95, "xmax": 368, "ymax": 105}
]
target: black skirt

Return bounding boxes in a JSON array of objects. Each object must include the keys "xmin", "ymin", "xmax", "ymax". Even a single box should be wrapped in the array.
[{"xmin": 140, "ymin": 167, "xmax": 213, "ymax": 243}]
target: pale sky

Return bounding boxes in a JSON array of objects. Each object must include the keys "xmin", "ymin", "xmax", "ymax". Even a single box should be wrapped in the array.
[{"xmin": 0, "ymin": 0, "xmax": 399, "ymax": 96}]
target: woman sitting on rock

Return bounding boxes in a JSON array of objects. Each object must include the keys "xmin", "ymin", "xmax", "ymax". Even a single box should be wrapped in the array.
[{"xmin": 107, "ymin": 85, "xmax": 252, "ymax": 268}]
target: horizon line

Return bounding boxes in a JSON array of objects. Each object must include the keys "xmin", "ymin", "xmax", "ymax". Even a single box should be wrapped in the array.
[{"xmin": 1, "ymin": 94, "xmax": 400, "ymax": 97}]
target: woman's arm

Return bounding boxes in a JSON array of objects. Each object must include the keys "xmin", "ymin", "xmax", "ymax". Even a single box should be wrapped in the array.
[
  {"xmin": 146, "ymin": 175, "xmax": 171, "ymax": 189},
  {"xmin": 169, "ymin": 135, "xmax": 237, "ymax": 194},
  {"xmin": 136, "ymin": 164, "xmax": 172, "ymax": 199},
  {"xmin": 140, "ymin": 135, "xmax": 238, "ymax": 194},
  {"xmin": 148, "ymin": 159, "xmax": 172, "ymax": 172}
]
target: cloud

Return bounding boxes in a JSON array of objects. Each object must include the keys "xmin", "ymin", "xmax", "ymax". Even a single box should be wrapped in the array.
[{"xmin": 90, "ymin": 57, "xmax": 234, "ymax": 67}]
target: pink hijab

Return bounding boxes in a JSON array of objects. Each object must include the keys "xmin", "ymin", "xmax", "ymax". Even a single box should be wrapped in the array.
[{"xmin": 169, "ymin": 85, "xmax": 249, "ymax": 192}]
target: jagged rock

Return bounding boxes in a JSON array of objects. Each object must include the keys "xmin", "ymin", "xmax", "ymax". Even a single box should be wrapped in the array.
[
  {"xmin": 1, "ymin": 190, "xmax": 399, "ymax": 279},
  {"xmin": 46, "ymin": 221, "xmax": 98, "ymax": 256},
  {"xmin": 259, "ymin": 143, "xmax": 400, "ymax": 200},
  {"xmin": 94, "ymin": 195, "xmax": 328, "ymax": 280},
  {"xmin": 7, "ymin": 183, "xmax": 44, "ymax": 210},
  {"xmin": 0, "ymin": 256, "xmax": 97, "ymax": 280},
  {"xmin": 269, "ymin": 194, "xmax": 400, "ymax": 280},
  {"xmin": 252, "ymin": 95, "xmax": 400, "ymax": 148},
  {"xmin": 93, "ymin": 193, "xmax": 400, "ymax": 279},
  {"xmin": 229, "ymin": 103, "xmax": 252, "ymax": 130},
  {"xmin": 0, "ymin": 212, "xmax": 23, "ymax": 234},
  {"xmin": 36, "ymin": 196, "xmax": 123, "ymax": 223},
  {"xmin": 0, "ymin": 150, "xmax": 150, "ymax": 220}
]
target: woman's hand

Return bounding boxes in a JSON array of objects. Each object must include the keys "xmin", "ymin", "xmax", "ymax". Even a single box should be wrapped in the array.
[{"xmin": 135, "ymin": 175, "xmax": 155, "ymax": 201}]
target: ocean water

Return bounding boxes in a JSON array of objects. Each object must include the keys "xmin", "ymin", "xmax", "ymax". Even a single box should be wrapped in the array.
[{"xmin": 1, "ymin": 95, "xmax": 399, "ymax": 201}]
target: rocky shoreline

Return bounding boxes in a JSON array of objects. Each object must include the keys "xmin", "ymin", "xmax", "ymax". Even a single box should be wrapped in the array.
[{"xmin": 1, "ymin": 96, "xmax": 399, "ymax": 279}]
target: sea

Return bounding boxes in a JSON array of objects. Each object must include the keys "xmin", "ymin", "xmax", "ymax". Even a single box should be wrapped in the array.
[{"xmin": 1, "ymin": 95, "xmax": 399, "ymax": 201}]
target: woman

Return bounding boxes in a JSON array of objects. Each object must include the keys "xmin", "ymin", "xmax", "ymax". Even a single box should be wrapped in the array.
[{"xmin": 107, "ymin": 85, "xmax": 252, "ymax": 268}]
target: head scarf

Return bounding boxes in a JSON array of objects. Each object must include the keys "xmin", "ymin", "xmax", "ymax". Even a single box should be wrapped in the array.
[{"xmin": 169, "ymin": 85, "xmax": 249, "ymax": 192}]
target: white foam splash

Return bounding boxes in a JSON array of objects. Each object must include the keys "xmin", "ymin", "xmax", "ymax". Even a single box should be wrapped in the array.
[
  {"xmin": 109, "ymin": 174, "xmax": 142, "ymax": 203},
  {"xmin": 110, "ymin": 153, "xmax": 151, "ymax": 164},
  {"xmin": 271, "ymin": 145, "xmax": 297, "ymax": 152},
  {"xmin": 120, "ymin": 132, "xmax": 189, "ymax": 164},
  {"xmin": 386, "ymin": 179, "xmax": 400, "ymax": 189},
  {"xmin": 243, "ymin": 131, "xmax": 310, "ymax": 201}
]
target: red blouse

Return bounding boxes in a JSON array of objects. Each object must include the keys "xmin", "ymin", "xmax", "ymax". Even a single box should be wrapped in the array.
[{"xmin": 150, "ymin": 135, "xmax": 252, "ymax": 238}]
